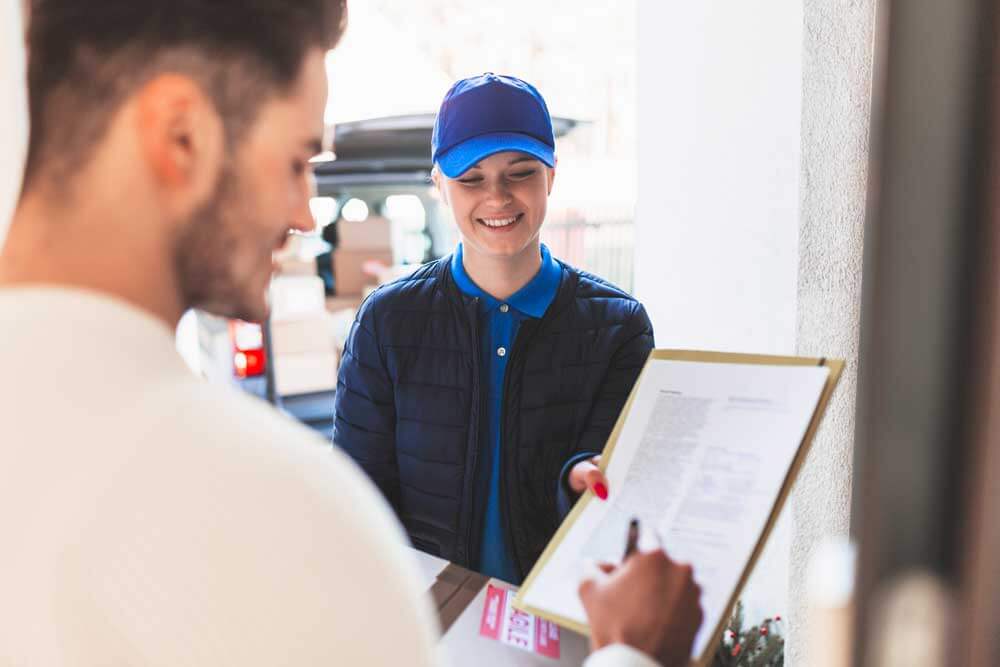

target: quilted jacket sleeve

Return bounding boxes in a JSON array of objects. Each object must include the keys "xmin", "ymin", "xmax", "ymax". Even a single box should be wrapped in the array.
[
  {"xmin": 333, "ymin": 296, "xmax": 400, "ymax": 511},
  {"xmin": 556, "ymin": 302, "xmax": 654, "ymax": 517}
]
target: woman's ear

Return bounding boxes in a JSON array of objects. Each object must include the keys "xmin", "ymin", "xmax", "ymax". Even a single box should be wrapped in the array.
[
  {"xmin": 546, "ymin": 162, "xmax": 557, "ymax": 195},
  {"xmin": 431, "ymin": 165, "xmax": 449, "ymax": 206}
]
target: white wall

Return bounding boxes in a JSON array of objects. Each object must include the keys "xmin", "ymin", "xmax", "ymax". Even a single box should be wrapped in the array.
[
  {"xmin": 0, "ymin": 0, "xmax": 28, "ymax": 245},
  {"xmin": 635, "ymin": 1, "xmax": 802, "ymax": 355},
  {"xmin": 635, "ymin": 0, "xmax": 804, "ymax": 632}
]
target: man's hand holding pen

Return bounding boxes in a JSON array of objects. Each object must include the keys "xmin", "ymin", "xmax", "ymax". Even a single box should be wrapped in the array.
[{"xmin": 579, "ymin": 519, "xmax": 704, "ymax": 667}]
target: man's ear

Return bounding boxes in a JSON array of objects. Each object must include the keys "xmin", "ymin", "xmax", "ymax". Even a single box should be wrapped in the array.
[
  {"xmin": 135, "ymin": 74, "xmax": 224, "ymax": 205},
  {"xmin": 546, "ymin": 161, "xmax": 557, "ymax": 195}
]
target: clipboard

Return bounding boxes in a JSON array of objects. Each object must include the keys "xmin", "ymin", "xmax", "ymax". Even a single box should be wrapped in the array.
[{"xmin": 513, "ymin": 349, "xmax": 844, "ymax": 667}]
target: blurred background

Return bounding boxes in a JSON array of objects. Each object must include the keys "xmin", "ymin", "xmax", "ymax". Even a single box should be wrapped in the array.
[
  {"xmin": 174, "ymin": 0, "xmax": 798, "ymax": 647},
  {"xmin": 2, "ymin": 1, "xmax": 999, "ymax": 665},
  {"xmin": 167, "ymin": 2, "xmax": 999, "ymax": 665},
  {"xmin": 320, "ymin": 0, "xmax": 639, "ymax": 289}
]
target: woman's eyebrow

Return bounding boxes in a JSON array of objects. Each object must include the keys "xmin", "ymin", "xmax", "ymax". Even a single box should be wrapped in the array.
[{"xmin": 465, "ymin": 156, "xmax": 538, "ymax": 172}]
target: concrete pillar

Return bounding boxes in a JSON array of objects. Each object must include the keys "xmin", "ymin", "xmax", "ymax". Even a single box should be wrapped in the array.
[{"xmin": 789, "ymin": 1, "xmax": 875, "ymax": 664}]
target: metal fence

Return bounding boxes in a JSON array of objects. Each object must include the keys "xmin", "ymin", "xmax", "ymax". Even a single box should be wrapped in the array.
[{"xmin": 541, "ymin": 218, "xmax": 635, "ymax": 294}]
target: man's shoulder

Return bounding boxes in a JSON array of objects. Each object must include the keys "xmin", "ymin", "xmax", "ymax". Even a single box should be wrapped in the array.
[
  {"xmin": 142, "ymin": 379, "xmax": 410, "ymax": 551},
  {"xmin": 171, "ymin": 380, "xmax": 332, "ymax": 456},
  {"xmin": 50, "ymin": 380, "xmax": 439, "ymax": 665}
]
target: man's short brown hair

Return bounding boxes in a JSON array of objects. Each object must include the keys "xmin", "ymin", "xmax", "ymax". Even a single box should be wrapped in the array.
[{"xmin": 23, "ymin": 0, "xmax": 348, "ymax": 190}]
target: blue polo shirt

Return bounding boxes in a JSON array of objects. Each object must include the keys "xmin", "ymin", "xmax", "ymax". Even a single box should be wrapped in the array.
[{"xmin": 450, "ymin": 243, "xmax": 562, "ymax": 583}]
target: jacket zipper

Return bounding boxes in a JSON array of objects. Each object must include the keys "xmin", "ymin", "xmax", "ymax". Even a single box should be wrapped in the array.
[
  {"xmin": 463, "ymin": 296, "xmax": 483, "ymax": 567},
  {"xmin": 444, "ymin": 258, "xmax": 574, "ymax": 574},
  {"xmin": 498, "ymin": 317, "xmax": 544, "ymax": 579}
]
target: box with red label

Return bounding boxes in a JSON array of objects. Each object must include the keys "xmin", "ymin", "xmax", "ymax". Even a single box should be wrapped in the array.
[
  {"xmin": 425, "ymin": 559, "xmax": 589, "ymax": 666},
  {"xmin": 478, "ymin": 584, "xmax": 562, "ymax": 659}
]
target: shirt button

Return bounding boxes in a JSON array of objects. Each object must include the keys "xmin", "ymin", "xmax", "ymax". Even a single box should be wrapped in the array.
[
  {"xmin": 499, "ymin": 304, "xmax": 509, "ymax": 313},
  {"xmin": 497, "ymin": 347, "xmax": 507, "ymax": 357}
]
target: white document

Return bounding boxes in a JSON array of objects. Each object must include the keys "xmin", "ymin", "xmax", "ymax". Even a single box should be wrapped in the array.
[{"xmin": 518, "ymin": 358, "xmax": 829, "ymax": 660}]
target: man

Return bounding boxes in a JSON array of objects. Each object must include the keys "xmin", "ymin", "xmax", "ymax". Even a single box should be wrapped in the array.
[
  {"xmin": 0, "ymin": 2, "xmax": 701, "ymax": 665},
  {"xmin": 335, "ymin": 74, "xmax": 648, "ymax": 584}
]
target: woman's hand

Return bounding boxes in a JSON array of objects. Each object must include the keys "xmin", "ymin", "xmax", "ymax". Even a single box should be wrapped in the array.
[{"xmin": 569, "ymin": 455, "xmax": 609, "ymax": 500}]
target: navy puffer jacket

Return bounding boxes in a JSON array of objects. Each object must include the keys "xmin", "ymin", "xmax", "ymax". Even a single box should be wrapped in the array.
[{"xmin": 332, "ymin": 255, "xmax": 653, "ymax": 580}]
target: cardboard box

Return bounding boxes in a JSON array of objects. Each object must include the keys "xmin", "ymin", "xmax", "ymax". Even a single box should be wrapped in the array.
[
  {"xmin": 412, "ymin": 551, "xmax": 590, "ymax": 666},
  {"xmin": 269, "ymin": 275, "xmax": 326, "ymax": 321},
  {"xmin": 274, "ymin": 256, "xmax": 317, "ymax": 277},
  {"xmin": 337, "ymin": 215, "xmax": 392, "ymax": 250},
  {"xmin": 438, "ymin": 579, "xmax": 589, "ymax": 666},
  {"xmin": 324, "ymin": 295, "xmax": 363, "ymax": 314},
  {"xmin": 269, "ymin": 312, "xmax": 337, "ymax": 357},
  {"xmin": 333, "ymin": 248, "xmax": 393, "ymax": 296},
  {"xmin": 273, "ymin": 350, "xmax": 338, "ymax": 396},
  {"xmin": 411, "ymin": 549, "xmax": 450, "ymax": 589}
]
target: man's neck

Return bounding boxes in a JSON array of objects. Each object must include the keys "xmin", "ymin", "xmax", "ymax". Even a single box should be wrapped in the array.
[
  {"xmin": 460, "ymin": 241, "xmax": 543, "ymax": 302},
  {"xmin": 0, "ymin": 194, "xmax": 185, "ymax": 327}
]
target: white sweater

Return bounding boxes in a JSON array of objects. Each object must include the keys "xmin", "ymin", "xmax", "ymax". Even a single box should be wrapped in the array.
[{"xmin": 0, "ymin": 288, "xmax": 657, "ymax": 667}]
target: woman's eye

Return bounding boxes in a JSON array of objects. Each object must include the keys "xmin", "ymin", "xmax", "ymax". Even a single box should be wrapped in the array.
[
  {"xmin": 292, "ymin": 161, "xmax": 306, "ymax": 176},
  {"xmin": 509, "ymin": 170, "xmax": 537, "ymax": 179},
  {"xmin": 458, "ymin": 177, "xmax": 482, "ymax": 185}
]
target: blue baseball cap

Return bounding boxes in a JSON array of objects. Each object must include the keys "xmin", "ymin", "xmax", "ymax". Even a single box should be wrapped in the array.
[{"xmin": 431, "ymin": 73, "xmax": 555, "ymax": 178}]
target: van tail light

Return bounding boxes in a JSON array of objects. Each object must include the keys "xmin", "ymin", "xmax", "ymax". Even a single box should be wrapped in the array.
[{"xmin": 229, "ymin": 320, "xmax": 266, "ymax": 378}]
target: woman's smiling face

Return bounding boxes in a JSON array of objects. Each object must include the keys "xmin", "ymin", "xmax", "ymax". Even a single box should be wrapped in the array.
[{"xmin": 435, "ymin": 150, "xmax": 555, "ymax": 262}]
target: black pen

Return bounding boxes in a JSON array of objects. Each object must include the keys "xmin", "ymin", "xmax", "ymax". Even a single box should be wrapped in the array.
[{"xmin": 624, "ymin": 518, "xmax": 640, "ymax": 558}]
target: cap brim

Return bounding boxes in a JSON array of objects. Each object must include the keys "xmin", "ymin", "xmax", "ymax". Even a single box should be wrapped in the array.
[{"xmin": 436, "ymin": 132, "xmax": 555, "ymax": 178}]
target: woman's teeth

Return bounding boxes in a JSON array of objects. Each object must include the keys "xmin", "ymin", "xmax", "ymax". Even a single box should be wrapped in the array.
[{"xmin": 479, "ymin": 215, "xmax": 519, "ymax": 228}]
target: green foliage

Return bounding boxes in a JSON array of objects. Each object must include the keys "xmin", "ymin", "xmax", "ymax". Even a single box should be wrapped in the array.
[{"xmin": 711, "ymin": 601, "xmax": 785, "ymax": 667}]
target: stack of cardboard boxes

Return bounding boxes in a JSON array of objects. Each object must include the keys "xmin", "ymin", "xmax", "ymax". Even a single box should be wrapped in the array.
[
  {"xmin": 262, "ymin": 215, "xmax": 397, "ymax": 396},
  {"xmin": 333, "ymin": 215, "xmax": 394, "ymax": 298},
  {"xmin": 261, "ymin": 216, "xmax": 395, "ymax": 397},
  {"xmin": 267, "ymin": 275, "xmax": 339, "ymax": 397}
]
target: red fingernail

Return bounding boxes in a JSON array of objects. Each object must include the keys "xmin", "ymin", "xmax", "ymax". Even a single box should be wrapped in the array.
[{"xmin": 593, "ymin": 483, "xmax": 608, "ymax": 500}]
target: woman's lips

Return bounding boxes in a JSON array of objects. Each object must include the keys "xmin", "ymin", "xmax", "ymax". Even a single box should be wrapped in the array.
[{"xmin": 476, "ymin": 213, "xmax": 523, "ymax": 230}]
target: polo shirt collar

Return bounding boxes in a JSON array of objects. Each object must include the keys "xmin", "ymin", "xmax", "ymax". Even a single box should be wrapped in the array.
[{"xmin": 450, "ymin": 243, "xmax": 561, "ymax": 319}]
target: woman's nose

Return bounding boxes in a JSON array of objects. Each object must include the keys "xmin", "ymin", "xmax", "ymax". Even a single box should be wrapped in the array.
[{"xmin": 485, "ymin": 180, "xmax": 513, "ymax": 207}]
